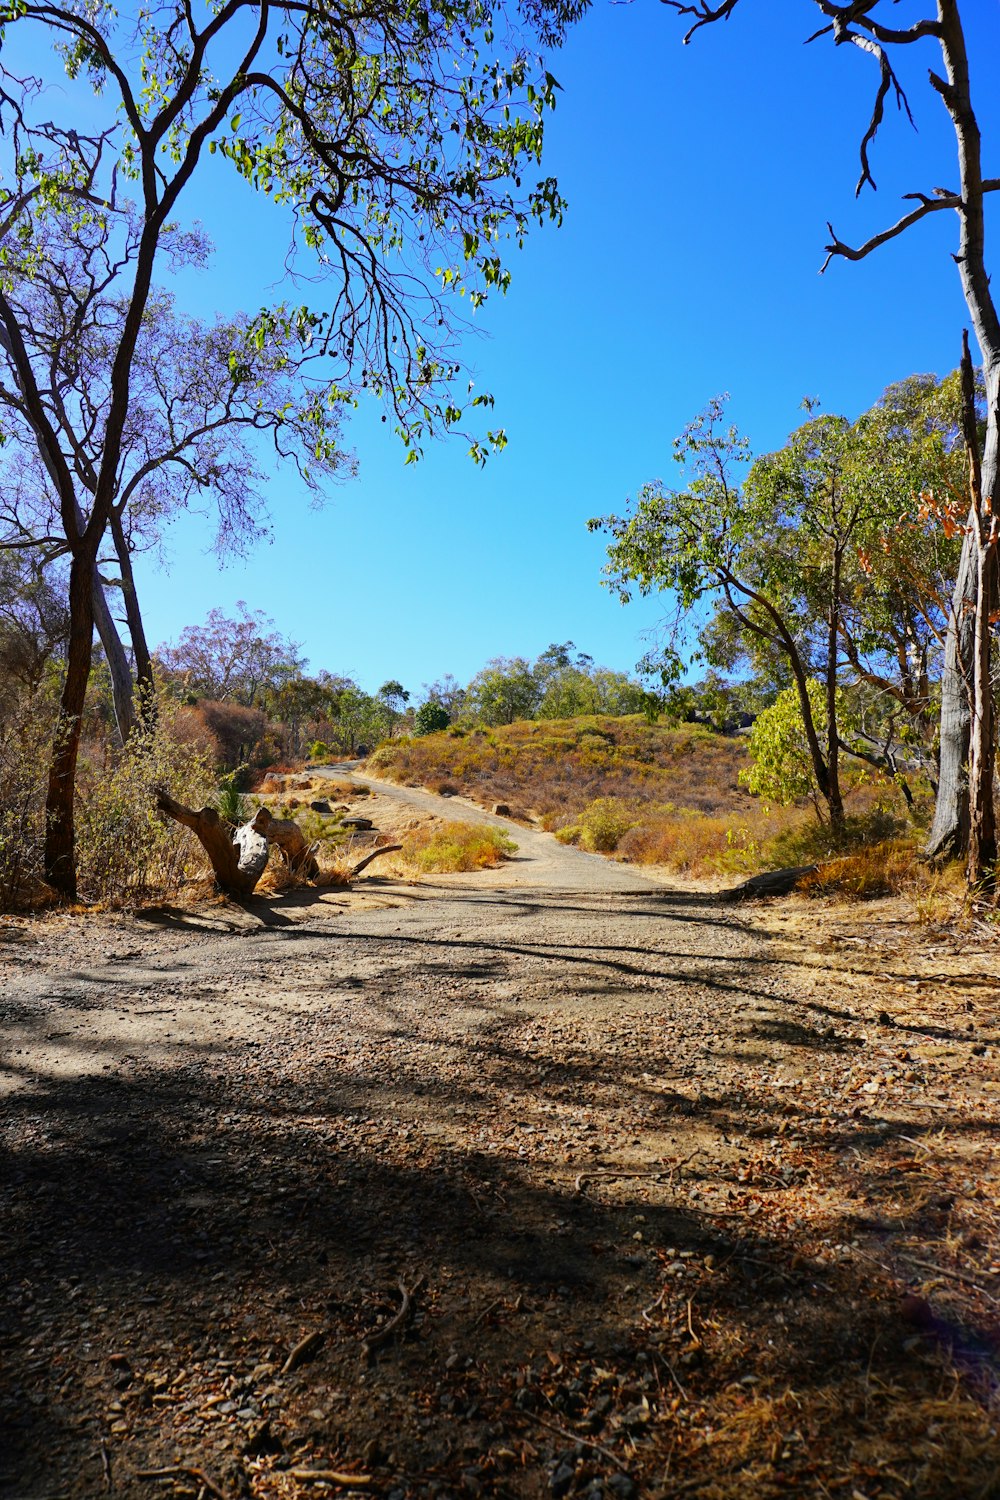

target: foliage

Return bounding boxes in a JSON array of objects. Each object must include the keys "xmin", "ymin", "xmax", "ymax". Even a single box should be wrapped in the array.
[
  {"xmin": 402, "ymin": 820, "xmax": 516, "ymax": 873},
  {"xmin": 465, "ymin": 656, "xmax": 542, "ymax": 725},
  {"xmin": 157, "ymin": 604, "xmax": 305, "ymax": 709},
  {"xmin": 740, "ymin": 682, "xmax": 835, "ymax": 811},
  {"xmin": 592, "ymin": 384, "xmax": 967, "ymax": 828},
  {"xmin": 556, "ymin": 797, "xmax": 640, "ymax": 853},
  {"xmin": 0, "ymin": 695, "xmax": 55, "ymax": 909},
  {"xmin": 415, "ymin": 701, "xmax": 451, "ymax": 736},
  {"xmin": 74, "ymin": 705, "xmax": 217, "ymax": 905}
]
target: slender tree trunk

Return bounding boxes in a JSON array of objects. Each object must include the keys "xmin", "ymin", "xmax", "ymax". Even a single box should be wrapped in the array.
[
  {"xmin": 953, "ymin": 329, "xmax": 998, "ymax": 884},
  {"xmin": 110, "ymin": 509, "xmax": 156, "ymax": 725},
  {"xmin": 825, "ymin": 551, "xmax": 845, "ymax": 831},
  {"xmin": 926, "ymin": 8, "xmax": 1000, "ymax": 865},
  {"xmin": 45, "ymin": 545, "xmax": 97, "ymax": 898},
  {"xmin": 91, "ymin": 567, "xmax": 136, "ymax": 743}
]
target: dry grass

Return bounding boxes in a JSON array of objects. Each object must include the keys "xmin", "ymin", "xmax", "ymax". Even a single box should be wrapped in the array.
[
  {"xmin": 401, "ymin": 820, "xmax": 517, "ymax": 873},
  {"xmin": 797, "ymin": 838, "xmax": 920, "ymax": 898},
  {"xmin": 370, "ymin": 716, "xmax": 925, "ymax": 879}
]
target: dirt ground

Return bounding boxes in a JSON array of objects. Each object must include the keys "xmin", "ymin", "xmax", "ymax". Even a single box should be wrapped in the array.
[{"xmin": 2, "ymin": 773, "xmax": 999, "ymax": 1500}]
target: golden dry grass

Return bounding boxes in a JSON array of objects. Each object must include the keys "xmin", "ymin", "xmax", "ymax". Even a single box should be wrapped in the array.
[{"xmin": 401, "ymin": 820, "xmax": 517, "ymax": 873}]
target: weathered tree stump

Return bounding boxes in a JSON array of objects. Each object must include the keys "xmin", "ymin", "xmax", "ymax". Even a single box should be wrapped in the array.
[{"xmin": 154, "ymin": 790, "xmax": 316, "ymax": 895}]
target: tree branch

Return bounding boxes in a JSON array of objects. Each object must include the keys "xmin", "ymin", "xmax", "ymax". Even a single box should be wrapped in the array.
[{"xmin": 821, "ymin": 181, "xmax": 1000, "ymax": 271}]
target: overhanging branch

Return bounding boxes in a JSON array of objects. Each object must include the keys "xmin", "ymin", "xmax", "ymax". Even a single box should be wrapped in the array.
[{"xmin": 821, "ymin": 180, "xmax": 1000, "ymax": 271}]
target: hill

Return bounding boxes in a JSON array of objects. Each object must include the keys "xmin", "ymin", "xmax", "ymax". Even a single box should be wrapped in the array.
[{"xmin": 366, "ymin": 715, "xmax": 795, "ymax": 875}]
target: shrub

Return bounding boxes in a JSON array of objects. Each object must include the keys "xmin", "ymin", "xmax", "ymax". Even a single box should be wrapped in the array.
[
  {"xmin": 574, "ymin": 797, "xmax": 640, "ymax": 852},
  {"xmin": 0, "ymin": 699, "xmax": 54, "ymax": 908},
  {"xmin": 415, "ymin": 701, "xmax": 450, "ymax": 736},
  {"xmin": 75, "ymin": 705, "xmax": 216, "ymax": 905},
  {"xmin": 402, "ymin": 820, "xmax": 516, "ymax": 872},
  {"xmin": 796, "ymin": 839, "xmax": 917, "ymax": 898}
]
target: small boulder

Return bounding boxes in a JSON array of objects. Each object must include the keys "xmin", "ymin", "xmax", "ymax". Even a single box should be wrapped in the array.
[
  {"xmin": 310, "ymin": 800, "xmax": 332, "ymax": 814},
  {"xmin": 492, "ymin": 802, "xmax": 512, "ymax": 817},
  {"xmin": 342, "ymin": 816, "xmax": 374, "ymax": 830}
]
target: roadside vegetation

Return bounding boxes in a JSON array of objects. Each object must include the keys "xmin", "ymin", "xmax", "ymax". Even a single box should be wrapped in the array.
[{"xmin": 368, "ymin": 711, "xmax": 920, "ymax": 890}]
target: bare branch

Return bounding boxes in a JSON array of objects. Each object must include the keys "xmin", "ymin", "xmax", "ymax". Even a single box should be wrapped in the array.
[{"xmin": 821, "ymin": 181, "xmax": 1000, "ymax": 271}]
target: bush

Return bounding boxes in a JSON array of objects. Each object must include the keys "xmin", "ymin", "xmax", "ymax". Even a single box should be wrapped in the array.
[
  {"xmin": 402, "ymin": 820, "xmax": 516, "ymax": 872},
  {"xmin": 0, "ymin": 699, "xmax": 53, "ymax": 908},
  {"xmin": 75, "ymin": 705, "xmax": 216, "ymax": 905},
  {"xmin": 574, "ymin": 797, "xmax": 640, "ymax": 853},
  {"xmin": 796, "ymin": 839, "xmax": 917, "ymax": 898},
  {"xmin": 415, "ymin": 702, "xmax": 450, "ymax": 736}
]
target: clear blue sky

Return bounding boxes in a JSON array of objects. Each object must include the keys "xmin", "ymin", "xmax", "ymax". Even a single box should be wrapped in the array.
[{"xmin": 125, "ymin": 2, "xmax": 999, "ymax": 697}]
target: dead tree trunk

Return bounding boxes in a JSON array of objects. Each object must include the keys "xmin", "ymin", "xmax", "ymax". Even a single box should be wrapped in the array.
[
  {"xmin": 154, "ymin": 793, "xmax": 319, "ymax": 894},
  {"xmin": 155, "ymin": 790, "xmax": 270, "ymax": 896}
]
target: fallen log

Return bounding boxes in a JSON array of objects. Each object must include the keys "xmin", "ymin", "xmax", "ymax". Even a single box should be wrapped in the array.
[{"xmin": 718, "ymin": 865, "xmax": 817, "ymax": 902}]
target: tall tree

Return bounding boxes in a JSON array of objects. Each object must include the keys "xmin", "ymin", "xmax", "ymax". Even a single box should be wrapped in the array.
[
  {"xmin": 0, "ymin": 0, "xmax": 583, "ymax": 896},
  {"xmin": 662, "ymin": 1, "xmax": 998, "ymax": 878}
]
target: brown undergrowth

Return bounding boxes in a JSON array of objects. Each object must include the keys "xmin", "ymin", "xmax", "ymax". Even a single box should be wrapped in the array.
[{"xmin": 368, "ymin": 716, "xmax": 918, "ymax": 883}]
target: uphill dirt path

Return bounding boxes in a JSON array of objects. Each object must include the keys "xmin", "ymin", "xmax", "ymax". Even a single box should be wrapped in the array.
[{"xmin": 2, "ymin": 772, "xmax": 999, "ymax": 1500}]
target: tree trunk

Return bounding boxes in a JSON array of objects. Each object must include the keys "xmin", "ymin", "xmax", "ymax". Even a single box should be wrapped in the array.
[
  {"xmin": 91, "ymin": 566, "xmax": 136, "ymax": 743},
  {"xmin": 155, "ymin": 790, "xmax": 270, "ymax": 895},
  {"xmin": 154, "ymin": 795, "xmax": 319, "ymax": 894},
  {"xmin": 110, "ymin": 508, "xmax": 156, "ymax": 726},
  {"xmin": 44, "ymin": 547, "xmax": 97, "ymax": 899}
]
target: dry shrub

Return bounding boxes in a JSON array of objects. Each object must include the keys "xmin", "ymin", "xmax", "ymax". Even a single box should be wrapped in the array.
[
  {"xmin": 183, "ymin": 699, "xmax": 269, "ymax": 769},
  {"xmin": 0, "ymin": 697, "xmax": 55, "ymax": 909},
  {"xmin": 75, "ymin": 702, "xmax": 216, "ymax": 905},
  {"xmin": 402, "ymin": 820, "xmax": 517, "ymax": 873},
  {"xmin": 797, "ymin": 838, "xmax": 918, "ymax": 898},
  {"xmin": 368, "ymin": 714, "xmax": 752, "ymax": 829}
]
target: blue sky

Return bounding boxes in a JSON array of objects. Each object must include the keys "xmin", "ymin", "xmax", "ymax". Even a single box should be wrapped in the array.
[{"xmin": 56, "ymin": 4, "xmax": 1000, "ymax": 695}]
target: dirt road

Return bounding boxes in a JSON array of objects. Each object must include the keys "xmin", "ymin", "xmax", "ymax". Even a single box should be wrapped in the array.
[{"xmin": 2, "ymin": 776, "xmax": 998, "ymax": 1499}]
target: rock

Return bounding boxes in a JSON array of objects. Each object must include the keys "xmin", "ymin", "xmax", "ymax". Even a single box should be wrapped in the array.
[
  {"xmin": 310, "ymin": 800, "xmax": 332, "ymax": 814},
  {"xmin": 492, "ymin": 803, "xmax": 512, "ymax": 817},
  {"xmin": 341, "ymin": 816, "xmax": 374, "ymax": 830}
]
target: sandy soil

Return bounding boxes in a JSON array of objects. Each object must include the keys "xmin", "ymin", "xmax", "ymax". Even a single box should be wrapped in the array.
[{"xmin": 2, "ymin": 772, "xmax": 998, "ymax": 1500}]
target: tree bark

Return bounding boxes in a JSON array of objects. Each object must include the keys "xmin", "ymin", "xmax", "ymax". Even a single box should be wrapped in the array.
[
  {"xmin": 91, "ymin": 566, "xmax": 136, "ymax": 743},
  {"xmin": 155, "ymin": 790, "xmax": 270, "ymax": 896},
  {"xmin": 110, "ymin": 508, "xmax": 156, "ymax": 726},
  {"xmin": 45, "ymin": 546, "xmax": 97, "ymax": 899},
  {"xmin": 926, "ymin": 6, "xmax": 1000, "ymax": 865},
  {"xmin": 154, "ymin": 795, "xmax": 320, "ymax": 894}
]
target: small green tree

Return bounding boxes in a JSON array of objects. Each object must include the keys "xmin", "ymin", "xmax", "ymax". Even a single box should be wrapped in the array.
[{"xmin": 415, "ymin": 701, "xmax": 451, "ymax": 736}]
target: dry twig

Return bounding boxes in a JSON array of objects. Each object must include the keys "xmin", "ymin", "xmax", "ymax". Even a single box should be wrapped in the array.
[
  {"xmin": 288, "ymin": 1471, "xmax": 372, "ymax": 1488},
  {"xmin": 361, "ymin": 1274, "xmax": 426, "ymax": 1357},
  {"xmin": 135, "ymin": 1467, "xmax": 227, "ymax": 1499},
  {"xmin": 282, "ymin": 1328, "xmax": 326, "ymax": 1375}
]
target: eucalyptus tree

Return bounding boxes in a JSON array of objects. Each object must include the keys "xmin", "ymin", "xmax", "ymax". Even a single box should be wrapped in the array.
[
  {"xmin": 0, "ymin": 0, "xmax": 584, "ymax": 897},
  {"xmin": 592, "ymin": 399, "xmax": 864, "ymax": 829},
  {"xmin": 660, "ymin": 0, "xmax": 998, "ymax": 877}
]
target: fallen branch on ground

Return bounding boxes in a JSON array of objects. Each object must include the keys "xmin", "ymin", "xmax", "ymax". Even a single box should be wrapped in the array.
[
  {"xmin": 348, "ymin": 844, "xmax": 402, "ymax": 878},
  {"xmin": 135, "ymin": 1467, "xmax": 227, "ymax": 1499},
  {"xmin": 282, "ymin": 1328, "xmax": 326, "ymax": 1374},
  {"xmin": 288, "ymin": 1472, "xmax": 372, "ymax": 1488},
  {"xmin": 361, "ymin": 1274, "xmax": 426, "ymax": 1357}
]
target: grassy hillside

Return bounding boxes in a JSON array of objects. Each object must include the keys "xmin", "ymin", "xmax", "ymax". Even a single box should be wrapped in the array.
[
  {"xmin": 367, "ymin": 716, "xmax": 802, "ymax": 875},
  {"xmin": 367, "ymin": 714, "xmax": 914, "ymax": 883}
]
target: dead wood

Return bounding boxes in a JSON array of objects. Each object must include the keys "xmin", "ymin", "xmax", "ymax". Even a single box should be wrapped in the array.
[
  {"xmin": 281, "ymin": 1328, "xmax": 326, "ymax": 1374},
  {"xmin": 361, "ymin": 1274, "xmax": 426, "ymax": 1358},
  {"xmin": 135, "ymin": 1467, "xmax": 228, "ymax": 1499},
  {"xmin": 250, "ymin": 806, "xmax": 319, "ymax": 879},
  {"xmin": 154, "ymin": 790, "xmax": 319, "ymax": 895},
  {"xmin": 348, "ymin": 843, "xmax": 402, "ymax": 878},
  {"xmin": 287, "ymin": 1472, "xmax": 372, "ymax": 1488},
  {"xmin": 718, "ymin": 865, "xmax": 818, "ymax": 902}
]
